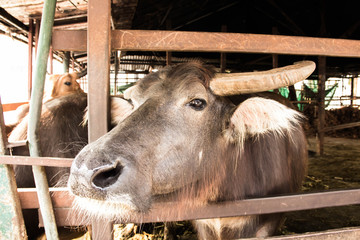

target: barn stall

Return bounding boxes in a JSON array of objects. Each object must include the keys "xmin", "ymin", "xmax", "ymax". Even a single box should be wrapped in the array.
[{"xmin": 0, "ymin": 0, "xmax": 360, "ymax": 239}]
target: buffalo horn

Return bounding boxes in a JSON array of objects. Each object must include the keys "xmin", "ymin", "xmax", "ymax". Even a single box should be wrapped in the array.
[
  {"xmin": 76, "ymin": 68, "xmax": 87, "ymax": 78},
  {"xmin": 210, "ymin": 61, "xmax": 316, "ymax": 96}
]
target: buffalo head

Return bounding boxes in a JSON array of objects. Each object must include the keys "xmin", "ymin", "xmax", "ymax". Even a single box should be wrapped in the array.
[{"xmin": 68, "ymin": 61, "xmax": 314, "ymax": 233}]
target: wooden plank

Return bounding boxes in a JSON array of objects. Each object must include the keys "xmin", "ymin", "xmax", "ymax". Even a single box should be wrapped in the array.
[
  {"xmin": 53, "ymin": 29, "xmax": 360, "ymax": 57},
  {"xmin": 18, "ymin": 188, "xmax": 73, "ymax": 209},
  {"xmin": 52, "ymin": 30, "xmax": 86, "ymax": 52},
  {"xmin": 0, "ymin": 155, "xmax": 73, "ymax": 167},
  {"xmin": 21, "ymin": 188, "xmax": 360, "ymax": 226}
]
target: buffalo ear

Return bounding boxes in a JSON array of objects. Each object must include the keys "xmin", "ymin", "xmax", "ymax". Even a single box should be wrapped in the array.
[
  {"xmin": 226, "ymin": 97, "xmax": 303, "ymax": 143},
  {"xmin": 82, "ymin": 97, "xmax": 133, "ymax": 127},
  {"xmin": 110, "ymin": 97, "xmax": 133, "ymax": 125}
]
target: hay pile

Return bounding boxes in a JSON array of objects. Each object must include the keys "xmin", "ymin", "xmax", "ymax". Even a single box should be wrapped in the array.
[{"xmin": 303, "ymin": 106, "xmax": 360, "ymax": 138}]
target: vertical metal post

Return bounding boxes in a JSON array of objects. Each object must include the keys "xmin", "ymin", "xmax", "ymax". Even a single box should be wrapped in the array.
[
  {"xmin": 88, "ymin": 0, "xmax": 112, "ymax": 239},
  {"xmin": 114, "ymin": 51, "xmax": 119, "ymax": 95},
  {"xmin": 0, "ymin": 97, "xmax": 27, "ymax": 239},
  {"xmin": 316, "ymin": 56, "xmax": 326, "ymax": 156},
  {"xmin": 28, "ymin": 18, "xmax": 34, "ymax": 99},
  {"xmin": 350, "ymin": 77, "xmax": 354, "ymax": 106},
  {"xmin": 63, "ymin": 51, "xmax": 70, "ymax": 73},
  {"xmin": 27, "ymin": 0, "xmax": 59, "ymax": 239},
  {"xmin": 34, "ymin": 19, "xmax": 40, "ymax": 58}
]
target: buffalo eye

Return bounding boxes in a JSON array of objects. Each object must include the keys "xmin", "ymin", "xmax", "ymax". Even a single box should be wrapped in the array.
[
  {"xmin": 187, "ymin": 99, "xmax": 207, "ymax": 111},
  {"xmin": 64, "ymin": 81, "xmax": 72, "ymax": 86}
]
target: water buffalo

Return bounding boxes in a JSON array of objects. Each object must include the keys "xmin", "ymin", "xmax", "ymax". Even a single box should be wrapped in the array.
[
  {"xmin": 5, "ymin": 70, "xmax": 86, "ymax": 135},
  {"xmin": 9, "ymin": 91, "xmax": 88, "ymax": 187},
  {"xmin": 69, "ymin": 61, "xmax": 315, "ymax": 239}
]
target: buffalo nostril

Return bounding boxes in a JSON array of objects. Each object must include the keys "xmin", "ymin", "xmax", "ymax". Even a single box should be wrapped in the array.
[{"xmin": 91, "ymin": 162, "xmax": 123, "ymax": 189}]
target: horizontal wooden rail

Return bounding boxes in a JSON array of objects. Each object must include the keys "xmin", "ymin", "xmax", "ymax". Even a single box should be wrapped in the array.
[
  {"xmin": 18, "ymin": 187, "xmax": 73, "ymax": 209},
  {"xmin": 52, "ymin": 30, "xmax": 360, "ymax": 58},
  {"xmin": 16, "ymin": 188, "xmax": 360, "ymax": 226},
  {"xmin": 6, "ymin": 140, "xmax": 27, "ymax": 148},
  {"xmin": 0, "ymin": 155, "xmax": 73, "ymax": 167}
]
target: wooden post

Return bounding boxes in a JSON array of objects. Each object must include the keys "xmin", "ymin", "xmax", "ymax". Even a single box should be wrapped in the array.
[
  {"xmin": 350, "ymin": 77, "xmax": 354, "ymax": 106},
  {"xmin": 166, "ymin": 20, "xmax": 172, "ymax": 66},
  {"xmin": 272, "ymin": 27, "xmax": 279, "ymax": 94},
  {"xmin": 27, "ymin": 0, "xmax": 59, "ymax": 239},
  {"xmin": 34, "ymin": 19, "xmax": 40, "ymax": 58},
  {"xmin": 316, "ymin": 56, "xmax": 326, "ymax": 156},
  {"xmin": 220, "ymin": 25, "xmax": 227, "ymax": 73},
  {"xmin": 0, "ymin": 97, "xmax": 27, "ymax": 239},
  {"xmin": 88, "ymin": 0, "xmax": 112, "ymax": 239},
  {"xmin": 28, "ymin": 18, "xmax": 34, "ymax": 99}
]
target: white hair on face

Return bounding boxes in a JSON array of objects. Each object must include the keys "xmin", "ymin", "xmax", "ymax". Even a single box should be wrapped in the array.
[
  {"xmin": 195, "ymin": 216, "xmax": 256, "ymax": 239},
  {"xmin": 71, "ymin": 195, "xmax": 137, "ymax": 224},
  {"xmin": 227, "ymin": 97, "xmax": 304, "ymax": 146}
]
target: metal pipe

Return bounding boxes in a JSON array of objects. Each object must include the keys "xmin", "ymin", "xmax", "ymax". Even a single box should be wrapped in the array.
[
  {"xmin": 63, "ymin": 51, "xmax": 70, "ymax": 73},
  {"xmin": 28, "ymin": 18, "xmax": 33, "ymax": 99},
  {"xmin": 27, "ymin": 0, "xmax": 59, "ymax": 239}
]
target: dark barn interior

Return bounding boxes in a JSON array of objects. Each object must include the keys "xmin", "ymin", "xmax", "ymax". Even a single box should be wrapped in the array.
[{"xmin": 0, "ymin": 0, "xmax": 360, "ymax": 239}]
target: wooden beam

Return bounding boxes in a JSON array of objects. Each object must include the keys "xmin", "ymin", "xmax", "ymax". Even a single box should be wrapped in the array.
[
  {"xmin": 1, "ymin": 102, "xmax": 28, "ymax": 112},
  {"xmin": 53, "ymin": 30, "xmax": 360, "ymax": 58},
  {"xmin": 0, "ymin": 155, "xmax": 73, "ymax": 167},
  {"xmin": 321, "ymin": 121, "xmax": 360, "ymax": 132}
]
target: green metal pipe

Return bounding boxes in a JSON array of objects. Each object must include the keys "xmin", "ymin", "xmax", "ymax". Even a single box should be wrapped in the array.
[{"xmin": 27, "ymin": 0, "xmax": 59, "ymax": 239}]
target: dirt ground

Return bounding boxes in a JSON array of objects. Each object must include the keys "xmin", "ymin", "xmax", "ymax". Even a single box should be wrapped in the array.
[
  {"xmin": 281, "ymin": 137, "xmax": 360, "ymax": 235},
  {"xmin": 68, "ymin": 136, "xmax": 360, "ymax": 239}
]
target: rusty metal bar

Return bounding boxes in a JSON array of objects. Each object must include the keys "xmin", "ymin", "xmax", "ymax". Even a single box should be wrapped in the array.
[
  {"xmin": 53, "ymin": 29, "xmax": 360, "ymax": 57},
  {"xmin": 0, "ymin": 155, "xmax": 72, "ymax": 167},
  {"xmin": 27, "ymin": 0, "xmax": 59, "ymax": 239},
  {"xmin": 34, "ymin": 19, "xmax": 40, "ymax": 58},
  {"xmin": 87, "ymin": 0, "xmax": 112, "ymax": 239},
  {"xmin": 28, "ymin": 18, "xmax": 33, "ymax": 99},
  {"xmin": 27, "ymin": 188, "xmax": 360, "ymax": 226},
  {"xmin": 48, "ymin": 45, "xmax": 53, "ymax": 74}
]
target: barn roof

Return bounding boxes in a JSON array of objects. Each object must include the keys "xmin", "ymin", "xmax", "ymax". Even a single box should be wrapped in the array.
[{"xmin": 1, "ymin": 0, "xmax": 359, "ymax": 76}]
